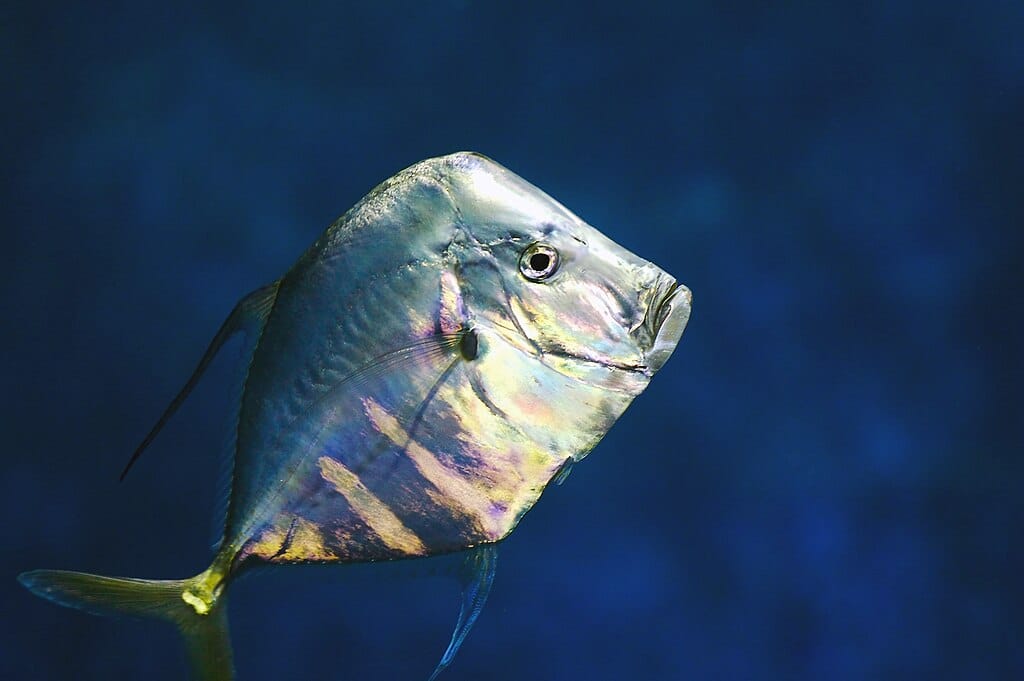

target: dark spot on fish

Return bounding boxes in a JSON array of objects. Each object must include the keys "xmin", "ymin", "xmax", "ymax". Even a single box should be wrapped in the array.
[
  {"xmin": 460, "ymin": 329, "xmax": 479, "ymax": 361},
  {"xmin": 268, "ymin": 518, "xmax": 299, "ymax": 561}
]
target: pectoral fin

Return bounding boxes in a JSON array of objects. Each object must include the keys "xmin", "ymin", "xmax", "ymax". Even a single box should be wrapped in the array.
[
  {"xmin": 428, "ymin": 544, "xmax": 498, "ymax": 681},
  {"xmin": 119, "ymin": 282, "xmax": 279, "ymax": 480}
]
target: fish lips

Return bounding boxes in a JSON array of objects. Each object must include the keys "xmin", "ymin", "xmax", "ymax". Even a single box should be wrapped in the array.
[{"xmin": 643, "ymin": 278, "xmax": 692, "ymax": 374}]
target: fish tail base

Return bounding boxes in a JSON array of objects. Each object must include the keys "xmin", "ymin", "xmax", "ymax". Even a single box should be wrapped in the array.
[{"xmin": 18, "ymin": 568, "xmax": 234, "ymax": 681}]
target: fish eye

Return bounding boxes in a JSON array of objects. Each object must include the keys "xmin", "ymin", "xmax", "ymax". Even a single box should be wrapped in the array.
[{"xmin": 519, "ymin": 243, "xmax": 559, "ymax": 281}]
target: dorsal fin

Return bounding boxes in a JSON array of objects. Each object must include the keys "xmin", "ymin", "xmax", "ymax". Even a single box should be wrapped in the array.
[{"xmin": 118, "ymin": 282, "xmax": 280, "ymax": 481}]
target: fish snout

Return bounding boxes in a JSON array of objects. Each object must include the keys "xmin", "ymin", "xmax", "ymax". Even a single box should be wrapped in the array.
[{"xmin": 642, "ymin": 278, "xmax": 691, "ymax": 373}]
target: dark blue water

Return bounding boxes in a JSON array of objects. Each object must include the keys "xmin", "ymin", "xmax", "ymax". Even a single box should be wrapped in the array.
[{"xmin": 4, "ymin": 3, "xmax": 1022, "ymax": 679}]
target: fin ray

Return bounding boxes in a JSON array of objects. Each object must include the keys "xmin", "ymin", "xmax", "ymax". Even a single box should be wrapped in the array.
[
  {"xmin": 119, "ymin": 282, "xmax": 280, "ymax": 481},
  {"xmin": 428, "ymin": 544, "xmax": 498, "ymax": 680}
]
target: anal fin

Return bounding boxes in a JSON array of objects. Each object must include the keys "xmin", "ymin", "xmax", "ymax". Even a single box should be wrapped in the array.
[{"xmin": 428, "ymin": 544, "xmax": 498, "ymax": 681}]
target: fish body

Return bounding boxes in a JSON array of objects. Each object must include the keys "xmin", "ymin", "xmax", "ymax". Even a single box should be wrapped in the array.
[{"xmin": 19, "ymin": 152, "xmax": 691, "ymax": 680}]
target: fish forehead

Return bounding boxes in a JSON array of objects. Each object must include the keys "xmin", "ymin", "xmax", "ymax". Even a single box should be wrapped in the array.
[
  {"xmin": 307, "ymin": 152, "xmax": 551, "ymax": 262},
  {"xmin": 309, "ymin": 152, "xmax": 660, "ymax": 282},
  {"xmin": 430, "ymin": 153, "xmax": 650, "ymax": 263},
  {"xmin": 435, "ymin": 152, "xmax": 577, "ymax": 231}
]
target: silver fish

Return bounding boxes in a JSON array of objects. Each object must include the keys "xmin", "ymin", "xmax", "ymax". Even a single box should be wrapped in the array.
[{"xmin": 19, "ymin": 152, "xmax": 691, "ymax": 680}]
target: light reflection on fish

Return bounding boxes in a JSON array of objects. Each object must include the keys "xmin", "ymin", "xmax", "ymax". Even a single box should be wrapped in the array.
[{"xmin": 19, "ymin": 152, "xmax": 691, "ymax": 680}]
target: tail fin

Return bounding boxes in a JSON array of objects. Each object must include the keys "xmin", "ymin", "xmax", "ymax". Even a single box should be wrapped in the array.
[{"xmin": 18, "ymin": 569, "xmax": 233, "ymax": 681}]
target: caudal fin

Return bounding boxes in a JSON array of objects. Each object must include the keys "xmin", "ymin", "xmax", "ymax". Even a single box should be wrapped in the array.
[{"xmin": 18, "ymin": 569, "xmax": 233, "ymax": 681}]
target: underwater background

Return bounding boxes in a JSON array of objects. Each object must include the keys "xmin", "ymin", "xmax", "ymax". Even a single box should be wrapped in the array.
[{"xmin": 3, "ymin": 2, "xmax": 1022, "ymax": 679}]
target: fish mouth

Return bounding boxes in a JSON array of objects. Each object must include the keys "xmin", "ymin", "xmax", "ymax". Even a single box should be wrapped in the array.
[{"xmin": 643, "ymin": 278, "xmax": 692, "ymax": 373}]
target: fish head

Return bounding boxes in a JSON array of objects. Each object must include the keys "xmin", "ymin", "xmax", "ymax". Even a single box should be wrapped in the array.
[{"xmin": 438, "ymin": 152, "xmax": 691, "ymax": 398}]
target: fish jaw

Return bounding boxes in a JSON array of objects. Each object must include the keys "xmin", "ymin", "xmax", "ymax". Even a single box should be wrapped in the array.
[{"xmin": 643, "ymin": 278, "xmax": 692, "ymax": 374}]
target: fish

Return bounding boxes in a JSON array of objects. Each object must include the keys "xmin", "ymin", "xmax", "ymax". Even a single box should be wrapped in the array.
[{"xmin": 18, "ymin": 152, "xmax": 691, "ymax": 680}]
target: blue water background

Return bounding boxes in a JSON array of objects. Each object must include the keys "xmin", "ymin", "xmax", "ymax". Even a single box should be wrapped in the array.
[{"xmin": 3, "ymin": 3, "xmax": 1022, "ymax": 679}]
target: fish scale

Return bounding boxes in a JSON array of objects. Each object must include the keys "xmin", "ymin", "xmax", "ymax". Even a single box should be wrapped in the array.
[{"xmin": 229, "ymin": 259, "xmax": 443, "ymax": 546}]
